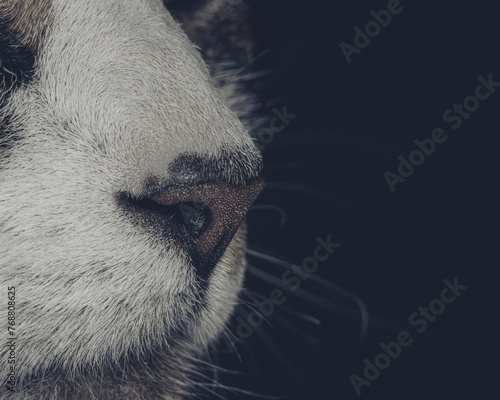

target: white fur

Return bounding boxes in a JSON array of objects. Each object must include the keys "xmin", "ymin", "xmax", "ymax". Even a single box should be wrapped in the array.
[{"xmin": 0, "ymin": 0, "xmax": 261, "ymax": 398}]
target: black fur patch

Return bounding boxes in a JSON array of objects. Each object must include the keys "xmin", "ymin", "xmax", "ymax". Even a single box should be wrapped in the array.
[
  {"xmin": 164, "ymin": 0, "xmax": 212, "ymax": 21},
  {"xmin": 0, "ymin": 19, "xmax": 36, "ymax": 88},
  {"xmin": 164, "ymin": 0, "xmax": 254, "ymax": 66},
  {"xmin": 0, "ymin": 15, "xmax": 37, "ymax": 153},
  {"xmin": 166, "ymin": 148, "xmax": 264, "ymax": 188}
]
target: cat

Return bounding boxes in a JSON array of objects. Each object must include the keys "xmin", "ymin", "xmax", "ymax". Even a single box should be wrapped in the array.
[{"xmin": 0, "ymin": 0, "xmax": 263, "ymax": 398}]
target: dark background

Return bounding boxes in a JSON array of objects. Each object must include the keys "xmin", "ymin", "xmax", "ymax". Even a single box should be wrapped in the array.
[{"xmin": 213, "ymin": 1, "xmax": 498, "ymax": 399}]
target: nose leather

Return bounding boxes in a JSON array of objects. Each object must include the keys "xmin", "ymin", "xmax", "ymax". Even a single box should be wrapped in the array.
[{"xmin": 150, "ymin": 178, "xmax": 265, "ymax": 258}]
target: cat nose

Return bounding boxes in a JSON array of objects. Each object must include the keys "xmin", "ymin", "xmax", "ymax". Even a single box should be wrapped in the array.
[
  {"xmin": 119, "ymin": 149, "xmax": 264, "ymax": 274},
  {"xmin": 150, "ymin": 178, "xmax": 265, "ymax": 260}
]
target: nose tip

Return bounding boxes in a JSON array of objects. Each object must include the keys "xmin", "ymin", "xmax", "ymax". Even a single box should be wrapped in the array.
[{"xmin": 150, "ymin": 178, "xmax": 265, "ymax": 264}]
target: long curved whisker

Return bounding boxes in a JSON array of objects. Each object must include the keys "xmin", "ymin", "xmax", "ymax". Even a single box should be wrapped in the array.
[
  {"xmin": 247, "ymin": 246, "xmax": 369, "ymax": 341},
  {"xmin": 246, "ymin": 262, "xmax": 403, "ymax": 337},
  {"xmin": 246, "ymin": 289, "xmax": 322, "ymax": 327},
  {"xmin": 243, "ymin": 290, "xmax": 321, "ymax": 348}
]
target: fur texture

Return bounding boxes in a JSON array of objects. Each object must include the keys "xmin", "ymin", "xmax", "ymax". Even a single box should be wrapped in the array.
[{"xmin": 0, "ymin": 0, "xmax": 262, "ymax": 398}]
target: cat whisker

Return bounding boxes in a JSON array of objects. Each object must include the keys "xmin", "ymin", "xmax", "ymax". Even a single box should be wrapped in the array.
[
  {"xmin": 237, "ymin": 68, "xmax": 284, "ymax": 82},
  {"xmin": 220, "ymin": 328, "xmax": 244, "ymax": 363},
  {"xmin": 238, "ymin": 308, "xmax": 314, "ymax": 398},
  {"xmin": 243, "ymin": 290, "xmax": 321, "ymax": 348},
  {"xmin": 246, "ymin": 289, "xmax": 322, "ymax": 327},
  {"xmin": 247, "ymin": 264, "xmax": 371, "ymax": 341},
  {"xmin": 247, "ymin": 261, "xmax": 404, "ymax": 335},
  {"xmin": 247, "ymin": 246, "xmax": 369, "ymax": 341},
  {"xmin": 238, "ymin": 291, "xmax": 274, "ymax": 328}
]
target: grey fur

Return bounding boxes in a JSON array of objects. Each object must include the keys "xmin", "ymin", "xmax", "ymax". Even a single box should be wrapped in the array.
[{"xmin": 0, "ymin": 0, "xmax": 261, "ymax": 398}]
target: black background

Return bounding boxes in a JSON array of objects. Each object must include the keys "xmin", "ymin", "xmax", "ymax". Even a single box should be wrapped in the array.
[{"xmin": 215, "ymin": 1, "xmax": 499, "ymax": 399}]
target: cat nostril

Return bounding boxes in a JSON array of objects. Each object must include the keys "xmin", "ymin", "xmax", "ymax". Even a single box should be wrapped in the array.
[
  {"xmin": 149, "ymin": 178, "xmax": 265, "ymax": 261},
  {"xmin": 126, "ymin": 197, "xmax": 211, "ymax": 239},
  {"xmin": 174, "ymin": 201, "xmax": 210, "ymax": 239}
]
